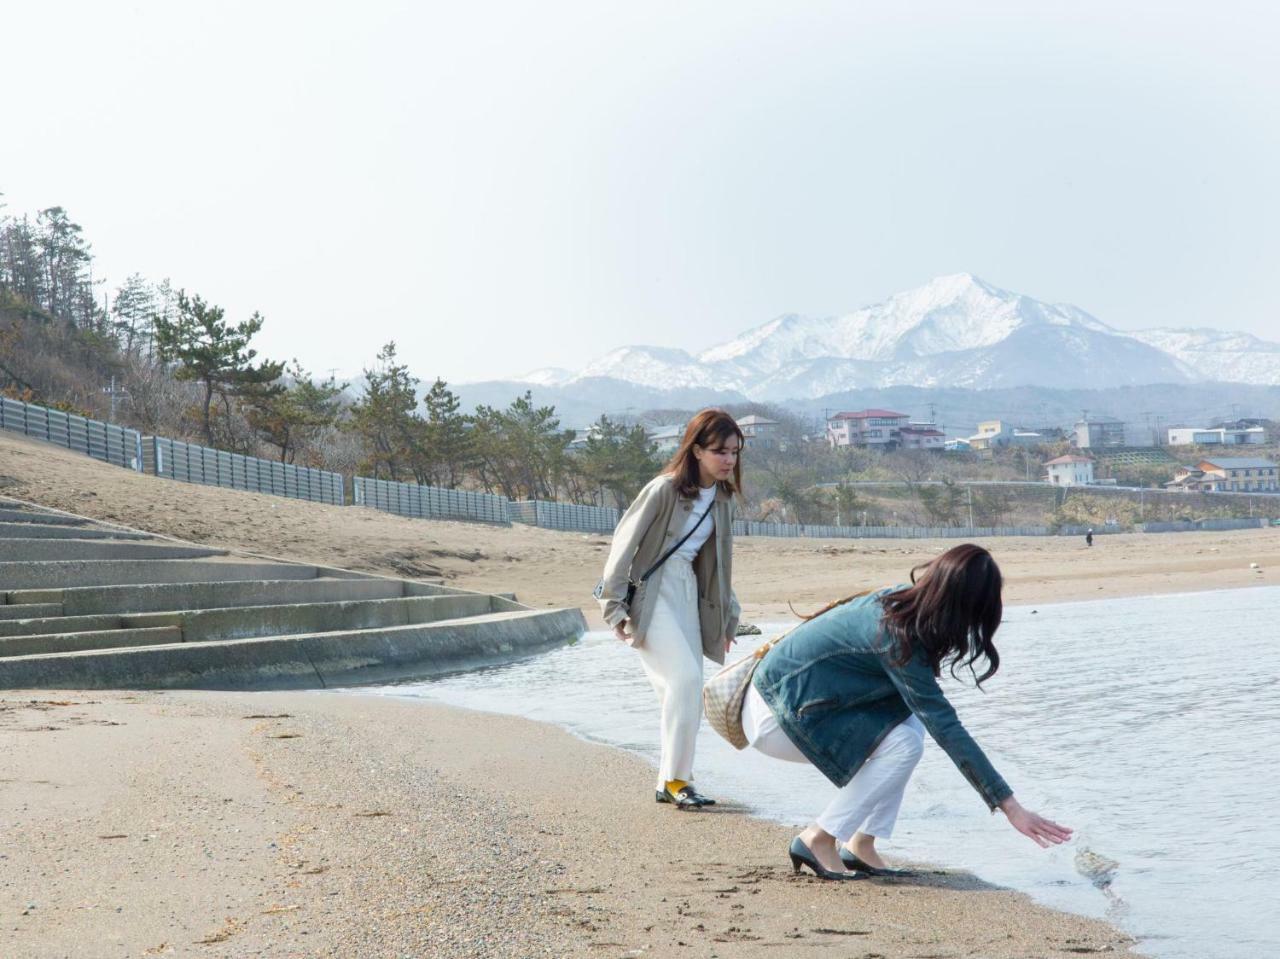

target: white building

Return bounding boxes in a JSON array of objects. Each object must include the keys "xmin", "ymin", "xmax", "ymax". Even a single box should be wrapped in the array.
[
  {"xmin": 1074, "ymin": 415, "xmax": 1127, "ymax": 449},
  {"xmin": 1166, "ymin": 426, "xmax": 1267, "ymax": 447},
  {"xmin": 1044, "ymin": 454, "xmax": 1095, "ymax": 486},
  {"xmin": 647, "ymin": 423, "xmax": 685, "ymax": 455},
  {"xmin": 899, "ymin": 424, "xmax": 945, "ymax": 450}
]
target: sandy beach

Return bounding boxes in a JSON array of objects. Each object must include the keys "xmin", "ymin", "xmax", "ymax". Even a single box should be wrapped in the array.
[
  {"xmin": 2, "ymin": 690, "xmax": 1137, "ymax": 958},
  {"xmin": 7, "ymin": 430, "xmax": 1276, "ymax": 955}
]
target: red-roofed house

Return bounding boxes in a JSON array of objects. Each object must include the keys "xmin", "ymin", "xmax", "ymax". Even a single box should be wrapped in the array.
[
  {"xmin": 826, "ymin": 409, "xmax": 912, "ymax": 449},
  {"xmin": 1044, "ymin": 454, "xmax": 1094, "ymax": 486},
  {"xmin": 899, "ymin": 425, "xmax": 945, "ymax": 450}
]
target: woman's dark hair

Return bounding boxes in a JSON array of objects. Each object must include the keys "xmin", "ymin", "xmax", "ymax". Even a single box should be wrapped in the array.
[
  {"xmin": 881, "ymin": 543, "xmax": 1003, "ymax": 685},
  {"xmin": 664, "ymin": 409, "xmax": 745, "ymax": 498}
]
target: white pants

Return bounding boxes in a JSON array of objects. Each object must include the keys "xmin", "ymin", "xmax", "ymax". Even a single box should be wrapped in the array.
[
  {"xmin": 744, "ymin": 683, "xmax": 925, "ymax": 842},
  {"xmin": 636, "ymin": 558, "xmax": 704, "ymax": 789}
]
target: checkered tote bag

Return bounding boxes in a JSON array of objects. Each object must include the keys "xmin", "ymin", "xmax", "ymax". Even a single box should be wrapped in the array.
[{"xmin": 702, "ymin": 632, "xmax": 789, "ymax": 750}]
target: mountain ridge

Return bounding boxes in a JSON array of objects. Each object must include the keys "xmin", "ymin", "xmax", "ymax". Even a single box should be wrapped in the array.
[{"xmin": 507, "ymin": 274, "xmax": 1279, "ymax": 400}]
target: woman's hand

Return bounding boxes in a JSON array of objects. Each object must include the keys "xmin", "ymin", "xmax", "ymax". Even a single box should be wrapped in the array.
[
  {"xmin": 613, "ymin": 622, "xmax": 629, "ymax": 643},
  {"xmin": 724, "ymin": 635, "xmax": 737, "ymax": 654},
  {"xmin": 998, "ymin": 796, "xmax": 1073, "ymax": 847}
]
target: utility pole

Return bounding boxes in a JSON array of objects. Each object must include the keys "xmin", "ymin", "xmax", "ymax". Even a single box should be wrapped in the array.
[
  {"xmin": 967, "ymin": 484, "xmax": 974, "ymax": 529},
  {"xmin": 102, "ymin": 375, "xmax": 129, "ymax": 423}
]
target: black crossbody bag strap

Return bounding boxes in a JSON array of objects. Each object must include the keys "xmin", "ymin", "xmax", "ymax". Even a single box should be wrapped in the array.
[{"xmin": 635, "ymin": 498, "xmax": 715, "ymax": 587}]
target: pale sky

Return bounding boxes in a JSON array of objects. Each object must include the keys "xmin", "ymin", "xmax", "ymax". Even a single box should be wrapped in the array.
[{"xmin": 4, "ymin": 1, "xmax": 1277, "ymax": 384}]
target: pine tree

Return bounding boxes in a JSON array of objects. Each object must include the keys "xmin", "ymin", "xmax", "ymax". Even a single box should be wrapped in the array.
[
  {"xmin": 422, "ymin": 378, "xmax": 472, "ymax": 488},
  {"xmin": 577, "ymin": 415, "xmax": 661, "ymax": 508},
  {"xmin": 349, "ymin": 342, "xmax": 421, "ymax": 481},
  {"xmin": 152, "ymin": 290, "xmax": 284, "ymax": 446},
  {"xmin": 245, "ymin": 362, "xmax": 344, "ymax": 463}
]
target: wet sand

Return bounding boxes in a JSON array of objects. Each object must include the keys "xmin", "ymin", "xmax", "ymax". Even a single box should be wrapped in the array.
[{"xmin": 1, "ymin": 690, "xmax": 1137, "ymax": 958}]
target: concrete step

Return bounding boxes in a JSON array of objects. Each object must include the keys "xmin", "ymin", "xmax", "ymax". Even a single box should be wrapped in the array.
[
  {"xmin": 0, "ymin": 559, "xmax": 320, "ymax": 590},
  {"xmin": 6, "ymin": 576, "xmax": 413, "ymax": 617},
  {"xmin": 0, "ymin": 593, "xmax": 495, "ymax": 643},
  {"xmin": 0, "ymin": 613, "xmax": 121, "ymax": 638},
  {"xmin": 130, "ymin": 593, "xmax": 496, "ymax": 643},
  {"xmin": 0, "ymin": 607, "xmax": 587, "ymax": 689},
  {"xmin": 0, "ymin": 508, "xmax": 91, "ymax": 525},
  {"xmin": 0, "ymin": 539, "xmax": 226, "ymax": 561},
  {"xmin": 0, "ymin": 522, "xmax": 155, "ymax": 541},
  {"xmin": 0, "ymin": 626, "xmax": 183, "ymax": 658},
  {"xmin": 0, "ymin": 602, "xmax": 63, "ymax": 621}
]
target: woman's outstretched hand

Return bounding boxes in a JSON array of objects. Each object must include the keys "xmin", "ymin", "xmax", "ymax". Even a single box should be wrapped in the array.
[
  {"xmin": 724, "ymin": 635, "xmax": 737, "ymax": 654},
  {"xmin": 998, "ymin": 796, "xmax": 1073, "ymax": 847},
  {"xmin": 613, "ymin": 623, "xmax": 628, "ymax": 643}
]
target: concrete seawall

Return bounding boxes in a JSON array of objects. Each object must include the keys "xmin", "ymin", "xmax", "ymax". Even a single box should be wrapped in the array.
[
  {"xmin": 0, "ymin": 496, "xmax": 586, "ymax": 690},
  {"xmin": 0, "ymin": 608, "xmax": 584, "ymax": 690}
]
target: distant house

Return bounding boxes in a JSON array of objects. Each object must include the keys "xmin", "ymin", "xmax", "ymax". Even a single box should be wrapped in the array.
[
  {"xmin": 968, "ymin": 420, "xmax": 1042, "ymax": 451},
  {"xmin": 647, "ymin": 423, "xmax": 686, "ymax": 456},
  {"xmin": 826, "ymin": 409, "xmax": 911, "ymax": 449},
  {"xmin": 944, "ymin": 437, "xmax": 972, "ymax": 452},
  {"xmin": 1164, "ymin": 468, "xmax": 1222, "ymax": 493},
  {"xmin": 899, "ymin": 424, "xmax": 945, "ymax": 450},
  {"xmin": 1171, "ymin": 457, "xmax": 1280, "ymax": 493},
  {"xmin": 1074, "ymin": 415, "xmax": 1126, "ymax": 449},
  {"xmin": 566, "ymin": 423, "xmax": 603, "ymax": 453},
  {"xmin": 1044, "ymin": 454, "xmax": 1095, "ymax": 486},
  {"xmin": 737, "ymin": 414, "xmax": 780, "ymax": 450},
  {"xmin": 1166, "ymin": 426, "xmax": 1267, "ymax": 447}
]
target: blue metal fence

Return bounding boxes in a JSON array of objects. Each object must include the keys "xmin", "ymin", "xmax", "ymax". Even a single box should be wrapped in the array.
[
  {"xmin": 0, "ymin": 397, "xmax": 142, "ymax": 471},
  {"xmin": 508, "ymin": 499, "xmax": 619, "ymax": 533},
  {"xmin": 142, "ymin": 436, "xmax": 345, "ymax": 505},
  {"xmin": 353, "ymin": 476, "xmax": 510, "ymax": 525}
]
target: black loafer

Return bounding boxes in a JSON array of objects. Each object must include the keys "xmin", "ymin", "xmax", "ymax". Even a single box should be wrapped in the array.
[
  {"xmin": 654, "ymin": 785, "xmax": 710, "ymax": 809},
  {"xmin": 839, "ymin": 847, "xmax": 916, "ymax": 877}
]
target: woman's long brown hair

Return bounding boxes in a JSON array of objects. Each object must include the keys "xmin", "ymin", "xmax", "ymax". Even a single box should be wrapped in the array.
[
  {"xmin": 884, "ymin": 543, "xmax": 1003, "ymax": 684},
  {"xmin": 664, "ymin": 409, "xmax": 745, "ymax": 498},
  {"xmin": 792, "ymin": 543, "xmax": 1004, "ymax": 686}
]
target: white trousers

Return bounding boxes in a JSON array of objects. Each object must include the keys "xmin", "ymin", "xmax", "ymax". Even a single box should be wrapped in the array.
[
  {"xmin": 744, "ymin": 683, "xmax": 925, "ymax": 842},
  {"xmin": 636, "ymin": 558, "xmax": 704, "ymax": 788}
]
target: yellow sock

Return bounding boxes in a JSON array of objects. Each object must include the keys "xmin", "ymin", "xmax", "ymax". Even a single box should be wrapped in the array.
[{"xmin": 664, "ymin": 779, "xmax": 688, "ymax": 796}]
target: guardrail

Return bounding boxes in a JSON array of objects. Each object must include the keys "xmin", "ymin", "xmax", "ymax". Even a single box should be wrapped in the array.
[
  {"xmin": 731, "ymin": 520, "xmax": 1054, "ymax": 539},
  {"xmin": 353, "ymin": 476, "xmax": 510, "ymax": 525},
  {"xmin": 142, "ymin": 436, "xmax": 345, "ymax": 505},
  {"xmin": 0, "ymin": 397, "xmax": 142, "ymax": 471},
  {"xmin": 508, "ymin": 499, "xmax": 619, "ymax": 533}
]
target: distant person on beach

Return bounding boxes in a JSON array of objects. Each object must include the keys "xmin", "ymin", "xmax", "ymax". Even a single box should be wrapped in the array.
[
  {"xmin": 597, "ymin": 409, "xmax": 743, "ymax": 810},
  {"xmin": 743, "ymin": 543, "xmax": 1071, "ymax": 879},
  {"xmin": 1086, "ymin": 528, "xmax": 1094, "ymax": 547}
]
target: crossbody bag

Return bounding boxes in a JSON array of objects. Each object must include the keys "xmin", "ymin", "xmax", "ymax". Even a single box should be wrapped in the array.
[{"xmin": 593, "ymin": 497, "xmax": 715, "ymax": 614}]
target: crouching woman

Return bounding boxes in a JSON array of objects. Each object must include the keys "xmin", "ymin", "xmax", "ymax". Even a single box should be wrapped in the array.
[{"xmin": 745, "ymin": 543, "xmax": 1070, "ymax": 879}]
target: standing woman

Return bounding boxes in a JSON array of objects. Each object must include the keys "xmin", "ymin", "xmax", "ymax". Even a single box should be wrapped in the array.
[
  {"xmin": 744, "ymin": 544, "xmax": 1071, "ymax": 878},
  {"xmin": 598, "ymin": 409, "xmax": 744, "ymax": 809}
]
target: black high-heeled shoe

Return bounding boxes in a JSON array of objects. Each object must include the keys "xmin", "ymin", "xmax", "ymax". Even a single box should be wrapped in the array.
[
  {"xmin": 788, "ymin": 837, "xmax": 865, "ymax": 881},
  {"xmin": 838, "ymin": 847, "xmax": 916, "ymax": 877}
]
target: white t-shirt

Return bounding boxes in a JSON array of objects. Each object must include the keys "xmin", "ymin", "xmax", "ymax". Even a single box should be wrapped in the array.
[{"xmin": 672, "ymin": 485, "xmax": 717, "ymax": 562}]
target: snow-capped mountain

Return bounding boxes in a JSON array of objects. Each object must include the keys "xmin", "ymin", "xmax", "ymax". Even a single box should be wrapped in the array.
[
  {"xmin": 1125, "ymin": 328, "xmax": 1280, "ymax": 385},
  {"xmin": 506, "ymin": 274, "xmax": 1277, "ymax": 402}
]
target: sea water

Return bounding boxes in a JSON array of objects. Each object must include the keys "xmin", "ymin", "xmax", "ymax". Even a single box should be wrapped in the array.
[{"xmin": 349, "ymin": 585, "xmax": 1280, "ymax": 959}]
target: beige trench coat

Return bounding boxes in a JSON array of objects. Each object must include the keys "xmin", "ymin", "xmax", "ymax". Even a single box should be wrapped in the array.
[{"xmin": 597, "ymin": 473, "xmax": 740, "ymax": 665}]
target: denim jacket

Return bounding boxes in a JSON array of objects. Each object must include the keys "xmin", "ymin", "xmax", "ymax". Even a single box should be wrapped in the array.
[{"xmin": 752, "ymin": 587, "xmax": 1012, "ymax": 810}]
